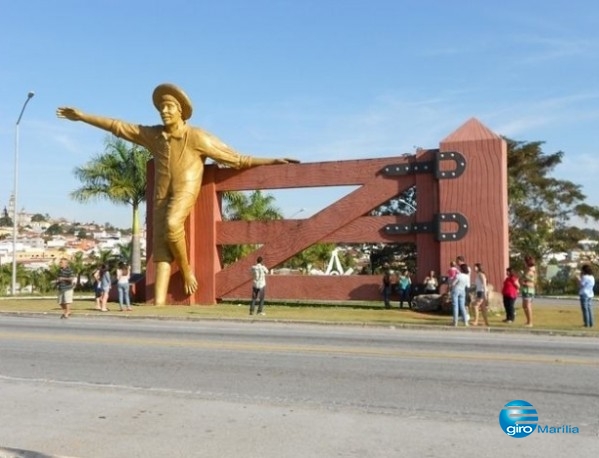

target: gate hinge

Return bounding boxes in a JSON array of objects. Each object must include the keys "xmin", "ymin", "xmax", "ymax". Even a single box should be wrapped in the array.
[
  {"xmin": 382, "ymin": 150, "xmax": 466, "ymax": 179},
  {"xmin": 383, "ymin": 212, "xmax": 469, "ymax": 241}
]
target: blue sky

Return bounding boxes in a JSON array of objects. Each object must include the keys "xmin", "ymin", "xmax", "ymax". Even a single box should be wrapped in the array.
[{"xmin": 1, "ymin": 0, "xmax": 598, "ymax": 229}]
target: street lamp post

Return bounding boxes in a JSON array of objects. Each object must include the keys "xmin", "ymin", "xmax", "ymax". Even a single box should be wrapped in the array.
[
  {"xmin": 289, "ymin": 208, "xmax": 305, "ymax": 218},
  {"xmin": 11, "ymin": 91, "xmax": 35, "ymax": 295}
]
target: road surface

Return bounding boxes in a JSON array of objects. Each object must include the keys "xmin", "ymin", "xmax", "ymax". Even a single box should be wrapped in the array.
[{"xmin": 0, "ymin": 316, "xmax": 597, "ymax": 457}]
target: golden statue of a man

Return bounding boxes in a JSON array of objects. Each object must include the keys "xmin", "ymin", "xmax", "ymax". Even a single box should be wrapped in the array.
[{"xmin": 57, "ymin": 83, "xmax": 298, "ymax": 305}]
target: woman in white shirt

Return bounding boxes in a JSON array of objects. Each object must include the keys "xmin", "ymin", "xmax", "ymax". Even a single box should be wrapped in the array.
[
  {"xmin": 472, "ymin": 263, "xmax": 489, "ymax": 326},
  {"xmin": 451, "ymin": 264, "xmax": 470, "ymax": 326},
  {"xmin": 579, "ymin": 264, "xmax": 595, "ymax": 328},
  {"xmin": 117, "ymin": 262, "xmax": 132, "ymax": 311},
  {"xmin": 423, "ymin": 270, "xmax": 439, "ymax": 294}
]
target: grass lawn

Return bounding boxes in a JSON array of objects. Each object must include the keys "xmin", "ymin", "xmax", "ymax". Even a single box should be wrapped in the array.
[{"xmin": 0, "ymin": 296, "xmax": 597, "ymax": 336}]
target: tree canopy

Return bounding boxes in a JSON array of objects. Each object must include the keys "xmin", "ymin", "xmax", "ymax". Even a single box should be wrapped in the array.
[
  {"xmin": 71, "ymin": 136, "xmax": 151, "ymax": 274},
  {"xmin": 506, "ymin": 138, "xmax": 599, "ymax": 267},
  {"xmin": 221, "ymin": 190, "xmax": 283, "ymax": 265},
  {"xmin": 31, "ymin": 213, "xmax": 47, "ymax": 222}
]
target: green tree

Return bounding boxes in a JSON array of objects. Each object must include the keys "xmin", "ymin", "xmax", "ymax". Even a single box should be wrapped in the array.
[
  {"xmin": 116, "ymin": 242, "xmax": 133, "ymax": 265},
  {"xmin": 31, "ymin": 213, "xmax": 46, "ymax": 222},
  {"xmin": 68, "ymin": 252, "xmax": 87, "ymax": 289},
  {"xmin": 71, "ymin": 136, "xmax": 150, "ymax": 275},
  {"xmin": 371, "ymin": 186, "xmax": 417, "ymax": 216},
  {"xmin": 45, "ymin": 223, "xmax": 63, "ymax": 236},
  {"xmin": 506, "ymin": 138, "xmax": 599, "ymax": 270},
  {"xmin": 27, "ymin": 269, "xmax": 56, "ymax": 294},
  {"xmin": 222, "ymin": 190, "xmax": 283, "ymax": 265},
  {"xmin": 367, "ymin": 186, "xmax": 417, "ymax": 274},
  {"xmin": 224, "ymin": 190, "xmax": 282, "ymax": 221},
  {"xmin": 0, "ymin": 264, "xmax": 11, "ymax": 295},
  {"xmin": 89, "ymin": 248, "xmax": 119, "ymax": 271},
  {"xmin": 11, "ymin": 263, "xmax": 30, "ymax": 294},
  {"xmin": 0, "ymin": 207, "xmax": 13, "ymax": 227},
  {"xmin": 303, "ymin": 243, "xmax": 336, "ymax": 272}
]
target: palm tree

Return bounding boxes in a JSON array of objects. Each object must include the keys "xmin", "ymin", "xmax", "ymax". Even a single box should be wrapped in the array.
[
  {"xmin": 0, "ymin": 264, "xmax": 11, "ymax": 295},
  {"xmin": 69, "ymin": 251, "xmax": 87, "ymax": 289},
  {"xmin": 116, "ymin": 242, "xmax": 132, "ymax": 264},
  {"xmin": 71, "ymin": 136, "xmax": 150, "ymax": 275},
  {"xmin": 15, "ymin": 263, "xmax": 30, "ymax": 294},
  {"xmin": 89, "ymin": 248, "xmax": 118, "ymax": 270},
  {"xmin": 224, "ymin": 190, "xmax": 282, "ymax": 221},
  {"xmin": 222, "ymin": 190, "xmax": 283, "ymax": 264}
]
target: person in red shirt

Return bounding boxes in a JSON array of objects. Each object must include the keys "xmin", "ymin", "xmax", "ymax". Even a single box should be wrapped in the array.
[{"xmin": 501, "ymin": 267, "xmax": 520, "ymax": 323}]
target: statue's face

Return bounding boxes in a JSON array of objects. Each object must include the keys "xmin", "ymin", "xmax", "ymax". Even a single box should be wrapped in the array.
[{"xmin": 159, "ymin": 100, "xmax": 183, "ymax": 127}]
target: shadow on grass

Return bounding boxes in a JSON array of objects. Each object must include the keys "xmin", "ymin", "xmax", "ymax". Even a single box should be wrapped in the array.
[{"xmin": 220, "ymin": 299, "xmax": 408, "ymax": 311}]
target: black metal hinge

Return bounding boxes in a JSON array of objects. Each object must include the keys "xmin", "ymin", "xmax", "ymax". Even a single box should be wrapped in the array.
[
  {"xmin": 383, "ymin": 212, "xmax": 469, "ymax": 242},
  {"xmin": 381, "ymin": 150, "xmax": 466, "ymax": 179}
]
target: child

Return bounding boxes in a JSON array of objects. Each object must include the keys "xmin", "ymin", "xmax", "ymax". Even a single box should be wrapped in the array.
[{"xmin": 446, "ymin": 261, "xmax": 459, "ymax": 287}]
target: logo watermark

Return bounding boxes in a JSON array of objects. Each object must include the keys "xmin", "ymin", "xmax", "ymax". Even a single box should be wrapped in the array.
[
  {"xmin": 499, "ymin": 400, "xmax": 579, "ymax": 438},
  {"xmin": 499, "ymin": 400, "xmax": 538, "ymax": 438}
]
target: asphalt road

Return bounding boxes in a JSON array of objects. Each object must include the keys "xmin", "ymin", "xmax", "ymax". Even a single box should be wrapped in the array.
[{"xmin": 0, "ymin": 316, "xmax": 597, "ymax": 458}]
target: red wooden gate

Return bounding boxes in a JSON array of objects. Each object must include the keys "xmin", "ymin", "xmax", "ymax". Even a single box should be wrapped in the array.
[{"xmin": 144, "ymin": 118, "xmax": 508, "ymax": 305}]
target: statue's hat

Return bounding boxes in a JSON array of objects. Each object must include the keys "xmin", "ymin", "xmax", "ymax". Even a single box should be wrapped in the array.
[{"xmin": 152, "ymin": 83, "xmax": 193, "ymax": 120}]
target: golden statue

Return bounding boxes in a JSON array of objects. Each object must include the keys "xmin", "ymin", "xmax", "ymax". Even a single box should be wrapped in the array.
[{"xmin": 57, "ymin": 83, "xmax": 298, "ymax": 306}]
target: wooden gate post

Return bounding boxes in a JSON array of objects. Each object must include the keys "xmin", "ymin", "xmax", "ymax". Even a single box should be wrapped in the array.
[
  {"xmin": 438, "ymin": 118, "xmax": 509, "ymax": 290},
  {"xmin": 413, "ymin": 148, "xmax": 440, "ymax": 285},
  {"xmin": 192, "ymin": 165, "xmax": 221, "ymax": 304}
]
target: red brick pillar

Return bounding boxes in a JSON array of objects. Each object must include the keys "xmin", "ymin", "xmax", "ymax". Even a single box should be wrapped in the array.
[{"xmin": 438, "ymin": 118, "xmax": 509, "ymax": 291}]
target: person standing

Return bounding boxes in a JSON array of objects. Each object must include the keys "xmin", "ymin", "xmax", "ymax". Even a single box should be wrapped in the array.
[
  {"xmin": 423, "ymin": 270, "xmax": 439, "ymax": 294},
  {"xmin": 56, "ymin": 258, "xmax": 74, "ymax": 319},
  {"xmin": 501, "ymin": 267, "xmax": 520, "ymax": 323},
  {"xmin": 57, "ymin": 84, "xmax": 298, "ymax": 306},
  {"xmin": 381, "ymin": 263, "xmax": 393, "ymax": 309},
  {"xmin": 451, "ymin": 263, "xmax": 470, "ymax": 327},
  {"xmin": 92, "ymin": 267, "xmax": 102, "ymax": 310},
  {"xmin": 472, "ymin": 263, "xmax": 489, "ymax": 326},
  {"xmin": 446, "ymin": 261, "xmax": 459, "ymax": 286},
  {"xmin": 397, "ymin": 270, "xmax": 412, "ymax": 309},
  {"xmin": 456, "ymin": 255, "xmax": 472, "ymax": 322},
  {"xmin": 578, "ymin": 264, "xmax": 595, "ymax": 328},
  {"xmin": 521, "ymin": 255, "xmax": 536, "ymax": 327},
  {"xmin": 99, "ymin": 264, "xmax": 112, "ymax": 312},
  {"xmin": 250, "ymin": 256, "xmax": 269, "ymax": 316},
  {"xmin": 117, "ymin": 262, "xmax": 132, "ymax": 312}
]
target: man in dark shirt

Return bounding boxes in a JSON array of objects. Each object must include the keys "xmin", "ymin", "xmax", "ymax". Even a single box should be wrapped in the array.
[{"xmin": 56, "ymin": 257, "xmax": 74, "ymax": 319}]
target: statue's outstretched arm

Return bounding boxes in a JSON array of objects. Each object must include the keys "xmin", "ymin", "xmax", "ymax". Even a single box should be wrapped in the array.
[
  {"xmin": 201, "ymin": 129, "xmax": 300, "ymax": 167},
  {"xmin": 251, "ymin": 157, "xmax": 300, "ymax": 165},
  {"xmin": 56, "ymin": 107, "xmax": 114, "ymax": 132}
]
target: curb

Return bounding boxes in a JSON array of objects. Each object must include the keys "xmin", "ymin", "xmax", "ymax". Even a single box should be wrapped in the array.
[{"xmin": 1, "ymin": 310, "xmax": 596, "ymax": 339}]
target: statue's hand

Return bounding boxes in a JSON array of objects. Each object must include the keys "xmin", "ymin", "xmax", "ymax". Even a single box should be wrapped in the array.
[
  {"xmin": 276, "ymin": 158, "xmax": 301, "ymax": 164},
  {"xmin": 56, "ymin": 106, "xmax": 83, "ymax": 121}
]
